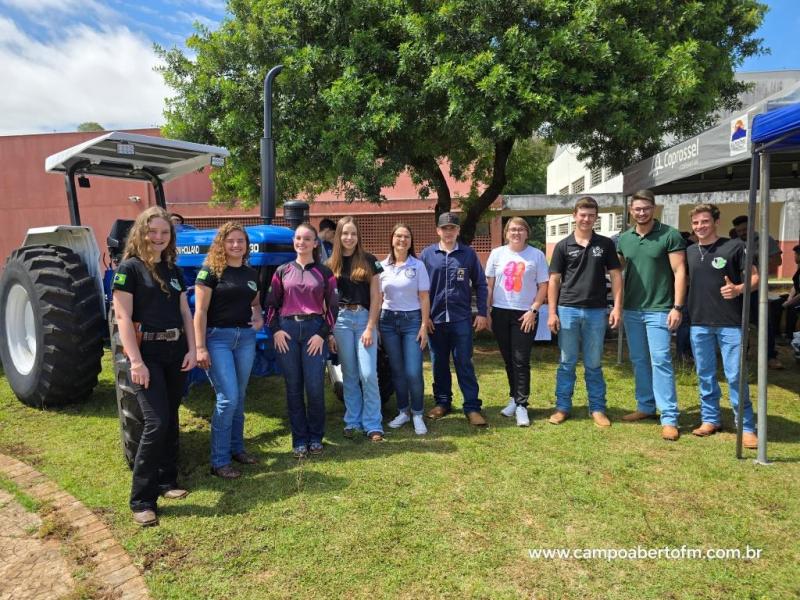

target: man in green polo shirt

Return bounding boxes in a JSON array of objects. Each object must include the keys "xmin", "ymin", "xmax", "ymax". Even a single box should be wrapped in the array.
[{"xmin": 617, "ymin": 189, "xmax": 687, "ymax": 441}]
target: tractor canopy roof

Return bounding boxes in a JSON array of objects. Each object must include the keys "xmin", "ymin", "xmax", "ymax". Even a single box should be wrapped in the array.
[{"xmin": 45, "ymin": 131, "xmax": 229, "ymax": 183}]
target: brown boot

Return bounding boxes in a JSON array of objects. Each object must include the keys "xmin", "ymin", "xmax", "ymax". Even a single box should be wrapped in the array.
[
  {"xmin": 661, "ymin": 425, "xmax": 680, "ymax": 441},
  {"xmin": 427, "ymin": 405, "xmax": 451, "ymax": 420},
  {"xmin": 132, "ymin": 510, "xmax": 158, "ymax": 527},
  {"xmin": 742, "ymin": 432, "xmax": 758, "ymax": 449},
  {"xmin": 622, "ymin": 411, "xmax": 657, "ymax": 422},
  {"xmin": 548, "ymin": 410, "xmax": 569, "ymax": 425},
  {"xmin": 466, "ymin": 411, "xmax": 488, "ymax": 427},
  {"xmin": 692, "ymin": 423, "xmax": 721, "ymax": 437},
  {"xmin": 591, "ymin": 412, "xmax": 611, "ymax": 428}
]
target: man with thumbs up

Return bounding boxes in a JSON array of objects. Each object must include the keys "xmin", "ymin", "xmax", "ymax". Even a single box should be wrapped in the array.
[{"xmin": 687, "ymin": 204, "xmax": 759, "ymax": 449}]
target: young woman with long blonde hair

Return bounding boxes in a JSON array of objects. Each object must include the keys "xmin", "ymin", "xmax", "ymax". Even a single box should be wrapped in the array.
[{"xmin": 112, "ymin": 206, "xmax": 196, "ymax": 527}]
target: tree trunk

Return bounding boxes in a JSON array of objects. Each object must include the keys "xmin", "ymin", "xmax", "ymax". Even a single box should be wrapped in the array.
[
  {"xmin": 430, "ymin": 163, "xmax": 451, "ymax": 224},
  {"xmin": 459, "ymin": 138, "xmax": 514, "ymax": 244}
]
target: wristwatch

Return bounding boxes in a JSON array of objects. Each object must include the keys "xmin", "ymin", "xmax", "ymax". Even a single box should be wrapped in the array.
[
  {"xmin": 529, "ymin": 307, "xmax": 538, "ymax": 313},
  {"xmin": 672, "ymin": 305, "xmax": 683, "ymax": 311}
]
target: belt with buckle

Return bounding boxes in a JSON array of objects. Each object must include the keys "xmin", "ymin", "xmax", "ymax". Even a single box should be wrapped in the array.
[
  {"xmin": 341, "ymin": 303, "xmax": 364, "ymax": 311},
  {"xmin": 141, "ymin": 328, "xmax": 182, "ymax": 341},
  {"xmin": 286, "ymin": 314, "xmax": 321, "ymax": 321}
]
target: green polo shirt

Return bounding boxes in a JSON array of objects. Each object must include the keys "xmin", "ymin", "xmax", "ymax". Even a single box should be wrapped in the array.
[{"xmin": 617, "ymin": 220, "xmax": 685, "ymax": 311}]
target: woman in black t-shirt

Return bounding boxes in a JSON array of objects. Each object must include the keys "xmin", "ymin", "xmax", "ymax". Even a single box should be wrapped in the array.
[
  {"xmin": 326, "ymin": 217, "xmax": 385, "ymax": 441},
  {"xmin": 112, "ymin": 207, "xmax": 197, "ymax": 527},
  {"xmin": 193, "ymin": 222, "xmax": 263, "ymax": 480}
]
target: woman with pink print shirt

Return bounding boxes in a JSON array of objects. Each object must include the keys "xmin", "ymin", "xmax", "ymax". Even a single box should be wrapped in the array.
[{"xmin": 485, "ymin": 217, "xmax": 549, "ymax": 427}]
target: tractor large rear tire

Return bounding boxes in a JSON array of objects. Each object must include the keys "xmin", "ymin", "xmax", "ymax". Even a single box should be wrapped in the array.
[
  {"xmin": 0, "ymin": 245, "xmax": 103, "ymax": 407},
  {"xmin": 108, "ymin": 305, "xmax": 142, "ymax": 469}
]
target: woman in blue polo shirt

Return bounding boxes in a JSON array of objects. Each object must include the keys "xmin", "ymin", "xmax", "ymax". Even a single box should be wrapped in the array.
[
  {"xmin": 379, "ymin": 224, "xmax": 431, "ymax": 435},
  {"xmin": 194, "ymin": 222, "xmax": 262, "ymax": 480}
]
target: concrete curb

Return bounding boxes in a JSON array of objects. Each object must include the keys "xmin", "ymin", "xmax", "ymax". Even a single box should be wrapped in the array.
[{"xmin": 0, "ymin": 453, "xmax": 151, "ymax": 600}]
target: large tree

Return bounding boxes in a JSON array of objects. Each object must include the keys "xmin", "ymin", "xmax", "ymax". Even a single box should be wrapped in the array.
[{"xmin": 159, "ymin": 0, "xmax": 765, "ymax": 243}]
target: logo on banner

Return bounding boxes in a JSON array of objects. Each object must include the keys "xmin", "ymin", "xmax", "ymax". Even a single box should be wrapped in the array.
[
  {"xmin": 648, "ymin": 137, "xmax": 700, "ymax": 178},
  {"xmin": 730, "ymin": 115, "xmax": 748, "ymax": 156}
]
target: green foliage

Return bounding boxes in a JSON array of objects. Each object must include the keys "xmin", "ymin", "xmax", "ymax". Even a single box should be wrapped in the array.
[
  {"xmin": 159, "ymin": 0, "xmax": 765, "ymax": 241},
  {"xmin": 76, "ymin": 122, "xmax": 104, "ymax": 132},
  {"xmin": 504, "ymin": 137, "xmax": 553, "ymax": 195}
]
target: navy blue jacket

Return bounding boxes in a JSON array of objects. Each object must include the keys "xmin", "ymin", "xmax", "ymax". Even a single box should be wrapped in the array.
[{"xmin": 420, "ymin": 243, "xmax": 488, "ymax": 324}]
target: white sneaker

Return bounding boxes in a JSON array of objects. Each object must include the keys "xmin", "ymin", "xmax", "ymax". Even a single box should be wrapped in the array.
[
  {"xmin": 500, "ymin": 398, "xmax": 516, "ymax": 417},
  {"xmin": 515, "ymin": 405, "xmax": 530, "ymax": 427},
  {"xmin": 388, "ymin": 412, "xmax": 411, "ymax": 429},
  {"xmin": 413, "ymin": 414, "xmax": 428, "ymax": 435}
]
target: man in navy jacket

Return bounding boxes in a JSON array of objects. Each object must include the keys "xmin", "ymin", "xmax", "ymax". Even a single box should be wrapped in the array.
[{"xmin": 421, "ymin": 213, "xmax": 489, "ymax": 426}]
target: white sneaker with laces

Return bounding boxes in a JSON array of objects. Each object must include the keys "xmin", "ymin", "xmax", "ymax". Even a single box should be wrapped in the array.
[
  {"xmin": 500, "ymin": 398, "xmax": 516, "ymax": 417},
  {"xmin": 515, "ymin": 405, "xmax": 530, "ymax": 427},
  {"xmin": 388, "ymin": 412, "xmax": 411, "ymax": 429},
  {"xmin": 412, "ymin": 414, "xmax": 427, "ymax": 435}
]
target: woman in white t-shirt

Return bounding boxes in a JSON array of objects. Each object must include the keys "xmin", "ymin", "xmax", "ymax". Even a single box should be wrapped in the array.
[
  {"xmin": 378, "ymin": 224, "xmax": 431, "ymax": 435},
  {"xmin": 486, "ymin": 217, "xmax": 549, "ymax": 427}
]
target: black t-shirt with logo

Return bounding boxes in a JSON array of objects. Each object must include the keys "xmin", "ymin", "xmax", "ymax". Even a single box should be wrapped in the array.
[
  {"xmin": 195, "ymin": 264, "xmax": 259, "ymax": 328},
  {"xmin": 335, "ymin": 253, "xmax": 383, "ymax": 308},
  {"xmin": 687, "ymin": 237, "xmax": 747, "ymax": 327},
  {"xmin": 549, "ymin": 232, "xmax": 621, "ymax": 308},
  {"xmin": 113, "ymin": 257, "xmax": 185, "ymax": 330}
]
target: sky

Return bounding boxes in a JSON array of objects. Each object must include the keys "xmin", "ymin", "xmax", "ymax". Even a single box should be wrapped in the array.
[{"xmin": 0, "ymin": 0, "xmax": 798, "ymax": 136}]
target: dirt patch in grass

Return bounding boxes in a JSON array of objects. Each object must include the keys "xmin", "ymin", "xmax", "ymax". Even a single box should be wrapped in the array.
[
  {"xmin": 141, "ymin": 534, "xmax": 193, "ymax": 573},
  {"xmin": 0, "ymin": 441, "xmax": 43, "ymax": 466}
]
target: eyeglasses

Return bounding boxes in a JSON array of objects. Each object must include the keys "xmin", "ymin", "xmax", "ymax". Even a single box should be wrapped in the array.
[
  {"xmin": 631, "ymin": 206, "xmax": 654, "ymax": 213},
  {"xmin": 507, "ymin": 227, "xmax": 528, "ymax": 233}
]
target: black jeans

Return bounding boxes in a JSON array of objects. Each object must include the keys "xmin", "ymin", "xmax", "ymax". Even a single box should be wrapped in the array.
[
  {"xmin": 491, "ymin": 307, "xmax": 536, "ymax": 406},
  {"xmin": 130, "ymin": 339, "xmax": 187, "ymax": 512},
  {"xmin": 748, "ymin": 292, "xmax": 777, "ymax": 359}
]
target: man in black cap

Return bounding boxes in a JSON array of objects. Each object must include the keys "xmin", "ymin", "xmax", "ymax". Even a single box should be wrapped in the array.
[{"xmin": 420, "ymin": 213, "xmax": 489, "ymax": 426}]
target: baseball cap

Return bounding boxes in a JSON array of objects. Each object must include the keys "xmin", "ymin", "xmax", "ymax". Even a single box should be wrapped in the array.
[{"xmin": 437, "ymin": 213, "xmax": 460, "ymax": 227}]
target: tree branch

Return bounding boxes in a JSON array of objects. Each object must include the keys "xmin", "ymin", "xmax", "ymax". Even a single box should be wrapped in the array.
[{"xmin": 460, "ymin": 138, "xmax": 514, "ymax": 244}]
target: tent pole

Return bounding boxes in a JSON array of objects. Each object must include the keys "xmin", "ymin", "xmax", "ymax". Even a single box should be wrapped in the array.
[
  {"xmin": 617, "ymin": 195, "xmax": 629, "ymax": 365},
  {"xmin": 756, "ymin": 152, "xmax": 771, "ymax": 466},
  {"xmin": 736, "ymin": 153, "xmax": 759, "ymax": 458}
]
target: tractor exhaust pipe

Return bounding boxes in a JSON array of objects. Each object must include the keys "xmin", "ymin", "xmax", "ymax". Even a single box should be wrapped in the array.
[{"xmin": 260, "ymin": 64, "xmax": 283, "ymax": 225}]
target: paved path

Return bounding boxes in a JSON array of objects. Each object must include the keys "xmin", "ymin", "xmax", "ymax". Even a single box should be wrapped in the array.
[{"xmin": 0, "ymin": 453, "xmax": 151, "ymax": 600}]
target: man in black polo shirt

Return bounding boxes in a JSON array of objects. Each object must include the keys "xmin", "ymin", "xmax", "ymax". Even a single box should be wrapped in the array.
[
  {"xmin": 547, "ymin": 196, "xmax": 623, "ymax": 428},
  {"xmin": 688, "ymin": 204, "xmax": 758, "ymax": 449}
]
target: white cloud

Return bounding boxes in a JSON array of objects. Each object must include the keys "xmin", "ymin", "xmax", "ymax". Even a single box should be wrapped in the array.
[{"xmin": 0, "ymin": 18, "xmax": 169, "ymax": 134}]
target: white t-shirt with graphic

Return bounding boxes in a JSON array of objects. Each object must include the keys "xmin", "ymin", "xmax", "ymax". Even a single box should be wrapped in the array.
[
  {"xmin": 485, "ymin": 244, "xmax": 549, "ymax": 311},
  {"xmin": 379, "ymin": 255, "xmax": 431, "ymax": 311}
]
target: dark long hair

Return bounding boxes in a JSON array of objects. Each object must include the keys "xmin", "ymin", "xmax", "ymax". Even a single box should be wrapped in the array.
[{"xmin": 387, "ymin": 223, "xmax": 416, "ymax": 264}]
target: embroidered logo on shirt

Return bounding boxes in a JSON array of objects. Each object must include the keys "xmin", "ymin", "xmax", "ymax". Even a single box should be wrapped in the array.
[
  {"xmin": 247, "ymin": 280, "xmax": 257, "ymax": 291},
  {"xmin": 591, "ymin": 246, "xmax": 604, "ymax": 257},
  {"xmin": 113, "ymin": 273, "xmax": 127, "ymax": 285},
  {"xmin": 170, "ymin": 278, "xmax": 182, "ymax": 290},
  {"xmin": 404, "ymin": 267, "xmax": 416, "ymax": 279},
  {"xmin": 456, "ymin": 268, "xmax": 466, "ymax": 281},
  {"xmin": 712, "ymin": 257, "xmax": 727, "ymax": 269},
  {"xmin": 502, "ymin": 261, "xmax": 525, "ymax": 292},
  {"xmin": 197, "ymin": 270, "xmax": 209, "ymax": 280},
  {"xmin": 568, "ymin": 249, "xmax": 581, "ymax": 257}
]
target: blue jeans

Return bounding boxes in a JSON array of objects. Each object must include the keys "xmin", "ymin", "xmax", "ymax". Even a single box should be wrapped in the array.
[
  {"xmin": 334, "ymin": 307, "xmax": 383, "ymax": 434},
  {"xmin": 276, "ymin": 316, "xmax": 327, "ymax": 447},
  {"xmin": 206, "ymin": 327, "xmax": 257, "ymax": 468},
  {"xmin": 689, "ymin": 325, "xmax": 755, "ymax": 433},
  {"xmin": 379, "ymin": 309, "xmax": 424, "ymax": 415},
  {"xmin": 428, "ymin": 318, "xmax": 481, "ymax": 413},
  {"xmin": 623, "ymin": 310, "xmax": 679, "ymax": 426},
  {"xmin": 555, "ymin": 306, "xmax": 608, "ymax": 414}
]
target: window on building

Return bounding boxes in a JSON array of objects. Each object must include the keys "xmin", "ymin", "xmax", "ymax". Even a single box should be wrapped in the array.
[
  {"xmin": 593, "ymin": 216, "xmax": 602, "ymax": 231},
  {"xmin": 571, "ymin": 176, "xmax": 585, "ymax": 193},
  {"xmin": 590, "ymin": 167, "xmax": 602, "ymax": 187},
  {"xmin": 558, "ymin": 185, "xmax": 569, "ymax": 195},
  {"xmin": 558, "ymin": 223, "xmax": 568, "ymax": 235},
  {"xmin": 549, "ymin": 225, "xmax": 556, "ymax": 236},
  {"xmin": 615, "ymin": 213, "xmax": 624, "ymax": 229},
  {"xmin": 605, "ymin": 167, "xmax": 617, "ymax": 181}
]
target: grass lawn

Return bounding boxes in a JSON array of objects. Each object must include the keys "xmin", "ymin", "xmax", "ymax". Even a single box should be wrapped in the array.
[{"xmin": 0, "ymin": 336, "xmax": 798, "ymax": 599}]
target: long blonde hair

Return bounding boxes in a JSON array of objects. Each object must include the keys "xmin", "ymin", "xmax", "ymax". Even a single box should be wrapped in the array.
[
  {"xmin": 122, "ymin": 206, "xmax": 177, "ymax": 294},
  {"xmin": 205, "ymin": 221, "xmax": 250, "ymax": 278},
  {"xmin": 327, "ymin": 216, "xmax": 371, "ymax": 282}
]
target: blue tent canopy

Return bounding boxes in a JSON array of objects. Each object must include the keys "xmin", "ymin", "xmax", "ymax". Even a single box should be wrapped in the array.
[{"xmin": 751, "ymin": 102, "xmax": 800, "ymax": 148}]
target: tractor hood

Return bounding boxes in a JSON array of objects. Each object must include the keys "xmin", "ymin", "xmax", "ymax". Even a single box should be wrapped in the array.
[{"xmin": 175, "ymin": 225, "xmax": 295, "ymax": 268}]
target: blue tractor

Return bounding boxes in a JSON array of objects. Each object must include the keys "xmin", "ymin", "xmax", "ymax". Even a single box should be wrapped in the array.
[{"xmin": 0, "ymin": 131, "xmax": 307, "ymax": 465}]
